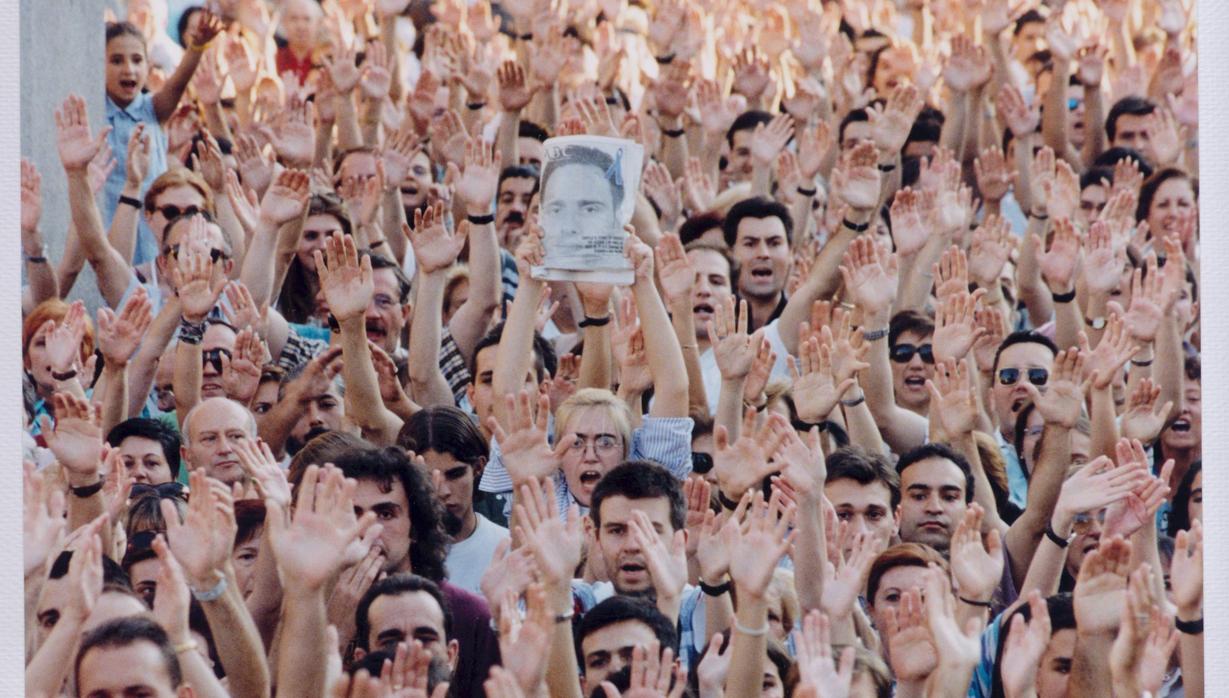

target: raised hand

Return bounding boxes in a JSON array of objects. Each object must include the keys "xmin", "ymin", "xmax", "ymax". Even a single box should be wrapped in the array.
[
  {"xmin": 839, "ymin": 236, "xmax": 898, "ymax": 316},
  {"xmin": 488, "ymin": 390, "xmax": 565, "ymax": 487},
  {"xmin": 315, "ymin": 232, "xmax": 374, "ymax": 323},
  {"xmin": 1074, "ymin": 534, "xmax": 1132, "ymax": 635},
  {"xmin": 996, "ymin": 84, "xmax": 1039, "ymax": 138},
  {"xmin": 629, "ymin": 509, "xmax": 689, "ymax": 603},
  {"xmin": 1171, "ymin": 519, "xmax": 1203, "ymax": 619},
  {"xmin": 682, "ymin": 157, "xmax": 716, "ymax": 213},
  {"xmin": 694, "ymin": 494, "xmax": 744, "ymax": 586},
  {"xmin": 496, "ymin": 583, "xmax": 552, "ymax": 693},
  {"xmin": 480, "ymin": 539, "xmax": 538, "ymax": 622},
  {"xmin": 999, "ymin": 592, "xmax": 1052, "ymax": 698},
  {"xmin": 654, "ymin": 233, "xmax": 693, "ymax": 307},
  {"xmin": 968, "ymin": 215, "xmax": 1015, "ymax": 288},
  {"xmin": 732, "ymin": 46, "xmax": 772, "ymax": 101},
  {"xmin": 868, "ymin": 84, "xmax": 924, "ymax": 158},
  {"xmin": 496, "ymin": 60, "xmax": 534, "ymax": 113},
  {"xmin": 726, "ymin": 491, "xmax": 797, "ymax": 599},
  {"xmin": 1110, "ymin": 565, "xmax": 1175, "ymax": 696},
  {"xmin": 259, "ymin": 169, "xmax": 311, "ymax": 226},
  {"xmin": 695, "ymin": 633, "xmax": 732, "ymax": 698},
  {"xmin": 694, "ymin": 79, "xmax": 740, "ymax": 138},
  {"xmin": 161, "ymin": 470, "xmax": 237, "ymax": 589},
  {"xmin": 20, "ymin": 158, "xmax": 43, "ymax": 234},
  {"xmin": 821, "ymin": 528, "xmax": 883, "ymax": 621},
  {"xmin": 173, "ymin": 244, "xmax": 226, "ymax": 323},
  {"xmin": 514, "ymin": 477, "xmax": 583, "ymax": 589},
  {"xmin": 23, "ymin": 463, "xmax": 66, "ymax": 578},
  {"xmin": 830, "ymin": 141, "xmax": 882, "ymax": 212},
  {"xmin": 267, "ymin": 464, "xmax": 379, "ymax": 592},
  {"xmin": 358, "ymin": 40, "xmax": 392, "ymax": 101},
  {"xmin": 1119, "ymin": 378, "xmax": 1173, "ymax": 444},
  {"xmin": 932, "ymin": 290, "xmax": 986, "ymax": 364},
  {"xmin": 1108, "ymin": 257, "xmax": 1167, "ymax": 343},
  {"xmin": 973, "ymin": 147, "xmax": 1012, "ymax": 204},
  {"xmin": 1082, "ymin": 221, "xmax": 1125, "ymax": 297},
  {"xmin": 406, "ymin": 202, "xmax": 465, "ymax": 274},
  {"xmin": 150, "ymin": 536, "xmax": 193, "ymax": 644},
  {"xmin": 922, "ymin": 563, "xmax": 983, "ymax": 671},
  {"xmin": 1019, "ymin": 348, "xmax": 1084, "ymax": 428},
  {"xmin": 888, "ymin": 187, "xmax": 933, "ymax": 257},
  {"xmin": 741, "ymin": 334, "xmax": 777, "ymax": 408},
  {"xmin": 1103, "ymin": 440, "xmax": 1172, "ymax": 540},
  {"xmin": 233, "ymin": 437, "xmax": 292, "ymax": 508},
  {"xmin": 1079, "ymin": 316, "xmax": 1138, "ymax": 390},
  {"xmin": 972, "ymin": 305, "xmax": 1007, "ymax": 374},
  {"xmin": 947, "ymin": 504, "xmax": 1003, "ymax": 604},
  {"xmin": 795, "ymin": 611, "xmax": 856, "ymax": 697},
  {"xmin": 1043, "ymin": 160, "xmax": 1079, "ymax": 222},
  {"xmin": 713, "ymin": 409, "xmax": 789, "ymax": 500},
  {"xmin": 220, "ymin": 327, "xmax": 266, "ymax": 404},
  {"xmin": 1029, "ymin": 146, "xmax": 1056, "ymax": 216},
  {"xmin": 271, "ymin": 98, "xmax": 316, "ymax": 167},
  {"xmin": 451, "ymin": 138, "xmax": 501, "ymax": 215},
  {"xmin": 707, "ymin": 297, "xmax": 761, "ymax": 381},
  {"xmin": 883, "ymin": 588, "xmax": 938, "ymax": 681},
  {"xmin": 926, "ymin": 358, "xmax": 980, "ymax": 441},
  {"xmin": 945, "ymin": 35, "xmax": 991, "ymax": 92},
  {"xmin": 600, "ymin": 642, "xmax": 686, "ymax": 698},
  {"xmin": 38, "ymin": 393, "xmax": 103, "ymax": 478},
  {"xmin": 55, "ymin": 94, "xmax": 111, "ymax": 171},
  {"xmin": 97, "ymin": 287, "xmax": 153, "ymax": 369},
  {"xmin": 749, "ymin": 113, "xmax": 795, "ymax": 167},
  {"xmin": 234, "ymin": 134, "xmax": 274, "ymax": 197},
  {"xmin": 932, "ymin": 245, "xmax": 969, "ymax": 304},
  {"xmin": 642, "ymin": 162, "xmax": 682, "ymax": 231},
  {"xmin": 790, "ymin": 336, "xmax": 857, "ymax": 424},
  {"xmin": 1036, "ymin": 218, "xmax": 1082, "ymax": 295}
]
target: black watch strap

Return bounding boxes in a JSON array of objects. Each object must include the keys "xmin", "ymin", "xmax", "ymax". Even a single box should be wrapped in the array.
[
  {"xmin": 699, "ymin": 579, "xmax": 731, "ymax": 596},
  {"xmin": 1043, "ymin": 522, "xmax": 1071, "ymax": 548},
  {"xmin": 578, "ymin": 315, "xmax": 611, "ymax": 328},
  {"xmin": 1175, "ymin": 616, "xmax": 1203, "ymax": 635},
  {"xmin": 467, "ymin": 212, "xmax": 495, "ymax": 225},
  {"xmin": 70, "ymin": 480, "xmax": 104, "ymax": 498}
]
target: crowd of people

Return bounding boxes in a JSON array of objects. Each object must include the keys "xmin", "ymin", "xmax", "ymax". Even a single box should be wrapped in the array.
[{"xmin": 19, "ymin": 0, "xmax": 1204, "ymax": 696}]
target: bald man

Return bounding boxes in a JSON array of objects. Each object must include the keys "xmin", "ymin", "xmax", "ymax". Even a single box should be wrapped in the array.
[{"xmin": 181, "ymin": 397, "xmax": 257, "ymax": 485}]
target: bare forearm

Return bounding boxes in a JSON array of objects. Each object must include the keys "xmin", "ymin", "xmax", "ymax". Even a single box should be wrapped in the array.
[
  {"xmin": 778, "ymin": 228, "xmax": 857, "ymax": 354},
  {"xmin": 66, "ymin": 170, "xmax": 134, "ymax": 309},
  {"xmin": 1007, "ymin": 426, "xmax": 1070, "ymax": 586},
  {"xmin": 200, "ymin": 568, "xmax": 271, "ymax": 698},
  {"xmin": 99, "ymin": 364, "xmax": 128, "ymax": 435},
  {"xmin": 497, "ymin": 110, "xmax": 521, "ymax": 171},
  {"xmin": 108, "ymin": 184, "xmax": 143, "ymax": 263},
  {"xmin": 1069, "ymin": 634, "xmax": 1114, "ymax": 698},
  {"xmin": 241, "ymin": 223, "xmax": 282, "ymax": 310},
  {"xmin": 153, "ymin": 48, "xmax": 203, "ymax": 121},
  {"xmin": 340, "ymin": 317, "xmax": 403, "ymax": 441},
  {"xmin": 670, "ymin": 297, "xmax": 708, "ymax": 415},
  {"xmin": 636, "ymin": 282, "xmax": 688, "ymax": 416},
  {"xmin": 173, "ymin": 339, "xmax": 203, "ymax": 430},
  {"xmin": 493, "ymin": 278, "xmax": 545, "ymax": 426},
  {"xmin": 1089, "ymin": 386, "xmax": 1119, "ymax": 461},
  {"xmin": 724, "ymin": 599, "xmax": 769, "ymax": 698},
  {"xmin": 274, "ymin": 587, "xmax": 330, "ymax": 698},
  {"xmin": 450, "ymin": 223, "xmax": 501, "ymax": 361},
  {"xmin": 407, "ymin": 273, "xmax": 455, "ymax": 409},
  {"xmin": 794, "ymin": 498, "xmax": 827, "ymax": 613},
  {"xmin": 1155, "ymin": 318, "xmax": 1183, "ymax": 422},
  {"xmin": 335, "ymin": 94, "xmax": 364, "ymax": 152}
]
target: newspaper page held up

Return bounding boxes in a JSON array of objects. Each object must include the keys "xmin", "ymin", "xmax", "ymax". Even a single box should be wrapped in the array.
[{"xmin": 531, "ymin": 135, "xmax": 644, "ymax": 284}]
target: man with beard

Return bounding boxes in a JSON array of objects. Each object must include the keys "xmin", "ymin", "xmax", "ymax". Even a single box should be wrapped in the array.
[
  {"xmin": 282, "ymin": 366, "xmax": 346, "ymax": 456},
  {"xmin": 354, "ymin": 574, "xmax": 457, "ymax": 694},
  {"xmin": 331, "ymin": 445, "xmax": 499, "ymax": 697}
]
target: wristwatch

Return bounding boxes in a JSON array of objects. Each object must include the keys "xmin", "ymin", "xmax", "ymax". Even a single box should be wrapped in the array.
[{"xmin": 1084, "ymin": 316, "xmax": 1107, "ymax": 330}]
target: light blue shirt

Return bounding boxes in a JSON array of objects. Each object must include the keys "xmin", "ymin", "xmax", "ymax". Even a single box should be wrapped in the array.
[{"xmin": 103, "ymin": 92, "xmax": 169, "ymax": 267}]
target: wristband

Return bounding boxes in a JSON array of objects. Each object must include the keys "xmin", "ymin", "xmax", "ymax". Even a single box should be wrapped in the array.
[
  {"xmin": 69, "ymin": 480, "xmax": 104, "ymax": 498},
  {"xmin": 699, "ymin": 579, "xmax": 731, "ymax": 596},
  {"xmin": 840, "ymin": 394, "xmax": 866, "ymax": 408},
  {"xmin": 24, "ymin": 254, "xmax": 48, "ymax": 264},
  {"xmin": 1043, "ymin": 522, "xmax": 1071, "ymax": 548},
  {"xmin": 554, "ymin": 609, "xmax": 575, "ymax": 624},
  {"xmin": 662, "ymin": 127, "xmax": 685, "ymax": 138},
  {"xmin": 1175, "ymin": 616, "xmax": 1203, "ymax": 635},
  {"xmin": 467, "ymin": 212, "xmax": 496, "ymax": 225},
  {"xmin": 734, "ymin": 619, "xmax": 769, "ymax": 637},
  {"xmin": 173, "ymin": 640, "xmax": 200, "ymax": 655},
  {"xmin": 796, "ymin": 186, "xmax": 817, "ymax": 197},
  {"xmin": 1050, "ymin": 289, "xmax": 1076, "ymax": 303},
  {"xmin": 862, "ymin": 327, "xmax": 890, "ymax": 342},
  {"xmin": 466, "ymin": 101, "xmax": 487, "ymax": 111},
  {"xmin": 655, "ymin": 53, "xmax": 676, "ymax": 64},
  {"xmin": 877, "ymin": 162, "xmax": 897, "ymax": 172},
  {"xmin": 842, "ymin": 218, "xmax": 870, "ymax": 233},
  {"xmin": 1029, "ymin": 211, "xmax": 1049, "ymax": 220},
  {"xmin": 958, "ymin": 596, "xmax": 993, "ymax": 609},
  {"xmin": 179, "ymin": 317, "xmax": 207, "ymax": 345},
  {"xmin": 190, "ymin": 575, "xmax": 227, "ymax": 602},
  {"xmin": 51, "ymin": 368, "xmax": 79, "ymax": 382},
  {"xmin": 1130, "ymin": 357, "xmax": 1154, "ymax": 367},
  {"xmin": 118, "ymin": 194, "xmax": 143, "ymax": 209},
  {"xmin": 578, "ymin": 315, "xmax": 611, "ymax": 328}
]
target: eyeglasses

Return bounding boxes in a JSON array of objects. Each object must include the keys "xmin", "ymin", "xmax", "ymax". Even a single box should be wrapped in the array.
[
  {"xmin": 566, "ymin": 434, "xmax": 621, "ymax": 455},
  {"xmin": 164, "ymin": 244, "xmax": 229, "ymax": 264},
  {"xmin": 202, "ymin": 347, "xmax": 233, "ymax": 373},
  {"xmin": 130, "ymin": 482, "xmax": 187, "ymax": 500},
  {"xmin": 1071, "ymin": 508, "xmax": 1107, "ymax": 535},
  {"xmin": 998, "ymin": 367, "xmax": 1049, "ymax": 387},
  {"xmin": 156, "ymin": 204, "xmax": 202, "ymax": 219},
  {"xmin": 691, "ymin": 452, "xmax": 714, "ymax": 475},
  {"xmin": 890, "ymin": 343, "xmax": 934, "ymax": 364}
]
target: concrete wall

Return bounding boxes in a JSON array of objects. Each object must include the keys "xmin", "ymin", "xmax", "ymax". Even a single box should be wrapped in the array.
[{"xmin": 21, "ymin": 0, "xmax": 106, "ymax": 311}]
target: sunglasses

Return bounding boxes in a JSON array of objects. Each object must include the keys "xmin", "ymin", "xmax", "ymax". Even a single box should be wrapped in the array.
[
  {"xmin": 202, "ymin": 347, "xmax": 233, "ymax": 373},
  {"xmin": 126, "ymin": 529, "xmax": 159, "ymax": 554},
  {"xmin": 998, "ymin": 367, "xmax": 1049, "ymax": 387},
  {"xmin": 890, "ymin": 343, "xmax": 934, "ymax": 364},
  {"xmin": 164, "ymin": 244, "xmax": 229, "ymax": 264},
  {"xmin": 130, "ymin": 482, "xmax": 187, "ymax": 500},
  {"xmin": 1071, "ymin": 508, "xmax": 1107, "ymax": 535},
  {"xmin": 156, "ymin": 204, "xmax": 203, "ymax": 219},
  {"xmin": 691, "ymin": 452, "xmax": 714, "ymax": 475}
]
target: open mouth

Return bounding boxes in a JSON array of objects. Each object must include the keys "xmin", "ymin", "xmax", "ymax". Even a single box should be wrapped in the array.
[
  {"xmin": 1011, "ymin": 397, "xmax": 1028, "ymax": 413},
  {"xmin": 693, "ymin": 302, "xmax": 714, "ymax": 315},
  {"xmin": 750, "ymin": 269, "xmax": 773, "ymax": 280},
  {"xmin": 119, "ymin": 79, "xmax": 139, "ymax": 91},
  {"xmin": 579, "ymin": 469, "xmax": 603, "ymax": 485},
  {"xmin": 366, "ymin": 323, "xmax": 387, "ymax": 342},
  {"xmin": 904, "ymin": 376, "xmax": 926, "ymax": 389},
  {"xmin": 1171, "ymin": 419, "xmax": 1192, "ymax": 433},
  {"xmin": 620, "ymin": 562, "xmax": 646, "ymax": 575}
]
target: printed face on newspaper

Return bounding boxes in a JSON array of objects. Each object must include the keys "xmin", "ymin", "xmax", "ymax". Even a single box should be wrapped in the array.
[{"xmin": 531, "ymin": 135, "xmax": 644, "ymax": 285}]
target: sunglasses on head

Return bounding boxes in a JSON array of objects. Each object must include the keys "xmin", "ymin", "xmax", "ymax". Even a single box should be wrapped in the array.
[
  {"xmin": 202, "ymin": 347, "xmax": 233, "ymax": 373},
  {"xmin": 156, "ymin": 204, "xmax": 202, "ymax": 219},
  {"xmin": 164, "ymin": 244, "xmax": 229, "ymax": 264},
  {"xmin": 890, "ymin": 343, "xmax": 934, "ymax": 364},
  {"xmin": 998, "ymin": 367, "xmax": 1049, "ymax": 386},
  {"xmin": 691, "ymin": 452, "xmax": 714, "ymax": 475},
  {"xmin": 126, "ymin": 529, "xmax": 159, "ymax": 554},
  {"xmin": 130, "ymin": 482, "xmax": 187, "ymax": 500}
]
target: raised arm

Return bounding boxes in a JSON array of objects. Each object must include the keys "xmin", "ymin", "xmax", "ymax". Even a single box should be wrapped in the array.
[
  {"xmin": 655, "ymin": 233, "xmax": 708, "ymax": 414},
  {"xmin": 152, "ymin": 11, "xmax": 223, "ymax": 122},
  {"xmin": 21, "ymin": 159, "xmax": 59, "ymax": 306},
  {"xmin": 446, "ymin": 139, "xmax": 503, "ymax": 362},
  {"xmin": 241, "ymin": 169, "xmax": 311, "ymax": 310},
  {"xmin": 405, "ymin": 203, "xmax": 467, "ymax": 408},
  {"xmin": 627, "ymin": 232, "xmax": 688, "ymax": 416},
  {"xmin": 492, "ymin": 225, "xmax": 547, "ymax": 429}
]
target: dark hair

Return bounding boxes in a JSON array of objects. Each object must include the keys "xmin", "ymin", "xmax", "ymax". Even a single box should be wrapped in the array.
[
  {"xmin": 105, "ymin": 418, "xmax": 182, "ymax": 480},
  {"xmin": 1185, "ymin": 353, "xmax": 1200, "ymax": 382},
  {"xmin": 363, "ymin": 250, "xmax": 414, "ymax": 304},
  {"xmin": 990, "ymin": 594, "xmax": 1075, "ymax": 698},
  {"xmin": 1012, "ymin": 401, "xmax": 1039, "ymax": 466},
  {"xmin": 176, "ymin": 6, "xmax": 205, "ymax": 48},
  {"xmin": 722, "ymin": 196, "xmax": 793, "ymax": 248},
  {"xmin": 1106, "ymin": 96, "xmax": 1156, "ymax": 142},
  {"xmin": 498, "ymin": 164, "xmax": 542, "ymax": 193},
  {"xmin": 839, "ymin": 108, "xmax": 870, "ymax": 145},
  {"xmin": 1092, "ymin": 146, "xmax": 1154, "ymax": 178},
  {"xmin": 889, "ymin": 309, "xmax": 935, "ymax": 347},
  {"xmin": 826, "ymin": 446, "xmax": 901, "ymax": 510},
  {"xmin": 576, "ymin": 596, "xmax": 679, "ymax": 673},
  {"xmin": 75, "ymin": 617, "xmax": 181, "ymax": 693},
  {"xmin": 590, "ymin": 460, "xmax": 685, "ymax": 532},
  {"xmin": 234, "ymin": 499, "xmax": 267, "ymax": 548},
  {"xmin": 678, "ymin": 211, "xmax": 724, "ymax": 244},
  {"xmin": 725, "ymin": 110, "xmax": 774, "ymax": 146},
  {"xmin": 397, "ymin": 406, "xmax": 489, "ymax": 501},
  {"xmin": 518, "ymin": 121, "xmax": 549, "ymax": 142},
  {"xmin": 1136, "ymin": 167, "xmax": 1196, "ymax": 223},
  {"xmin": 332, "ymin": 446, "xmax": 450, "ymax": 582},
  {"xmin": 682, "ymin": 241, "xmax": 734, "ymax": 284},
  {"xmin": 906, "ymin": 116, "xmax": 943, "ymax": 149},
  {"xmin": 1167, "ymin": 461, "xmax": 1202, "ymax": 537},
  {"xmin": 106, "ymin": 21, "xmax": 147, "ymax": 48},
  {"xmin": 1079, "ymin": 165, "xmax": 1115, "ymax": 191},
  {"xmin": 1013, "ymin": 9, "xmax": 1046, "ymax": 35},
  {"xmin": 992, "ymin": 330, "xmax": 1058, "ymax": 374},
  {"xmin": 467, "ymin": 321, "xmax": 557, "ymax": 385},
  {"xmin": 540, "ymin": 144, "xmax": 624, "ymax": 213},
  {"xmin": 281, "ymin": 194, "xmax": 352, "ymax": 323},
  {"xmin": 895, "ymin": 443, "xmax": 975, "ymax": 503},
  {"xmin": 50, "ymin": 550, "xmax": 131, "ymax": 592},
  {"xmin": 355, "ymin": 573, "xmax": 452, "ymax": 650}
]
